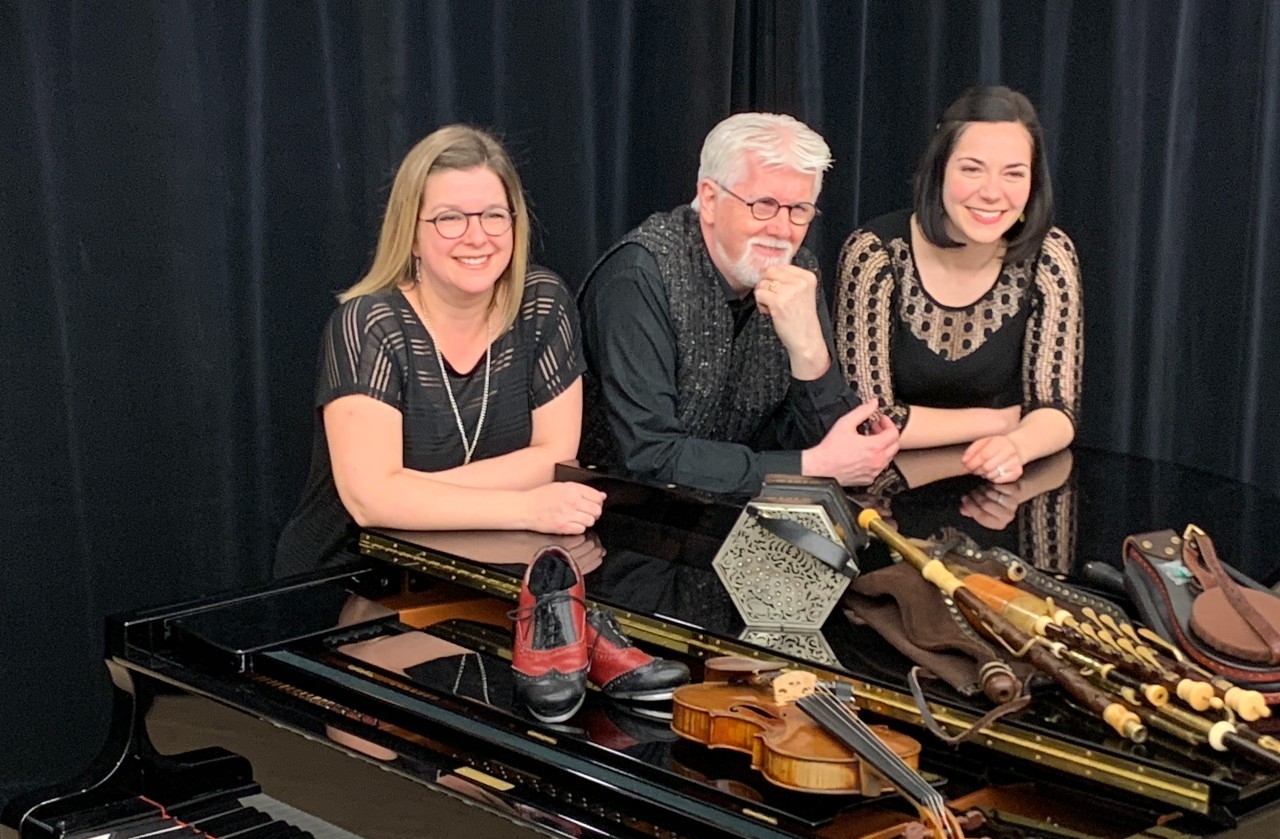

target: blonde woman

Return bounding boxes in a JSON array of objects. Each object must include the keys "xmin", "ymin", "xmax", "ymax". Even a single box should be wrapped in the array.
[{"xmin": 276, "ymin": 126, "xmax": 604, "ymax": 576}]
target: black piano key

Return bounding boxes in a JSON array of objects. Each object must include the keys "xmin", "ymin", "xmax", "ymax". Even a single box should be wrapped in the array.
[
  {"xmin": 125, "ymin": 822, "xmax": 209, "ymax": 839},
  {"xmin": 193, "ymin": 807, "xmax": 273, "ymax": 838},
  {"xmin": 233, "ymin": 818, "xmax": 299, "ymax": 839},
  {"xmin": 277, "ymin": 824, "xmax": 317, "ymax": 839},
  {"xmin": 104, "ymin": 815, "xmax": 189, "ymax": 839},
  {"xmin": 236, "ymin": 794, "xmax": 359, "ymax": 839},
  {"xmin": 166, "ymin": 795, "xmax": 244, "ymax": 824}
]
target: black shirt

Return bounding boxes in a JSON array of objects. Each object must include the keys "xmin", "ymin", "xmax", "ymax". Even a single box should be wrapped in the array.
[
  {"xmin": 275, "ymin": 269, "xmax": 584, "ymax": 576},
  {"xmin": 580, "ymin": 242, "xmax": 857, "ymax": 497}
]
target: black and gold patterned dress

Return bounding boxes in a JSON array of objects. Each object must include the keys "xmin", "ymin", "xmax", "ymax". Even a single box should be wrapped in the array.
[{"xmin": 834, "ymin": 208, "xmax": 1082, "ymax": 432}]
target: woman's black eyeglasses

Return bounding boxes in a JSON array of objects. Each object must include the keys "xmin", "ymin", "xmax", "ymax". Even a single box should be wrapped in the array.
[{"xmin": 419, "ymin": 207, "xmax": 514, "ymax": 239}]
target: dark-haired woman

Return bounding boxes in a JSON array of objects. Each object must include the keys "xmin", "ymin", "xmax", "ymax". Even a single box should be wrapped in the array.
[{"xmin": 835, "ymin": 86, "xmax": 1081, "ymax": 484}]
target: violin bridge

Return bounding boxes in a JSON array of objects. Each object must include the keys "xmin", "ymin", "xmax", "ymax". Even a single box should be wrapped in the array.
[{"xmin": 770, "ymin": 671, "xmax": 817, "ymax": 703}]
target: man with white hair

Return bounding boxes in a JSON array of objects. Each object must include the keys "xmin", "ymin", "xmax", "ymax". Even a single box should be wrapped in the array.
[{"xmin": 579, "ymin": 112, "xmax": 899, "ymax": 495}]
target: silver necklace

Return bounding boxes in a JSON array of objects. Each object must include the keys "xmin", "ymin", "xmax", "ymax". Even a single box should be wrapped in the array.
[
  {"xmin": 452, "ymin": 652, "xmax": 491, "ymax": 704},
  {"xmin": 417, "ymin": 291, "xmax": 492, "ymax": 466}
]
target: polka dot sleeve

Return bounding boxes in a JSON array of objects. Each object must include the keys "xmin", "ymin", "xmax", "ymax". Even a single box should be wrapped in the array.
[
  {"xmin": 1023, "ymin": 228, "xmax": 1083, "ymax": 424},
  {"xmin": 835, "ymin": 228, "xmax": 910, "ymax": 429}
]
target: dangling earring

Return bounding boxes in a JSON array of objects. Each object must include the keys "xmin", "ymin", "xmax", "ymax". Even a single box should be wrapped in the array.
[{"xmin": 413, "ymin": 256, "xmax": 421, "ymax": 284}]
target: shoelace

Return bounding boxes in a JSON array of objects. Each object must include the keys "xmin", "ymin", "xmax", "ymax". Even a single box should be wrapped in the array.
[
  {"xmin": 587, "ymin": 609, "xmax": 639, "ymax": 657},
  {"xmin": 508, "ymin": 594, "xmax": 590, "ymax": 648}
]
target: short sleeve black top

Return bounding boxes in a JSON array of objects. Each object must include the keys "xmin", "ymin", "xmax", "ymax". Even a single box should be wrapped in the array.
[{"xmin": 274, "ymin": 268, "xmax": 584, "ymax": 576}]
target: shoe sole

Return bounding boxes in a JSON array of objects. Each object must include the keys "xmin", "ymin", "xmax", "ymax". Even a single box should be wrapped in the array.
[
  {"xmin": 602, "ymin": 688, "xmax": 676, "ymax": 701},
  {"xmin": 527, "ymin": 693, "xmax": 587, "ymax": 725}
]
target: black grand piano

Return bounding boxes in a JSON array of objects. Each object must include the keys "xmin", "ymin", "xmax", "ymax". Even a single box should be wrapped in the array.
[{"xmin": 7, "ymin": 448, "xmax": 1280, "ymax": 839}]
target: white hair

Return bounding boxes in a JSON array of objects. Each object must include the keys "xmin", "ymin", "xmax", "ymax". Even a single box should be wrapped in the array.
[{"xmin": 691, "ymin": 112, "xmax": 833, "ymax": 209}]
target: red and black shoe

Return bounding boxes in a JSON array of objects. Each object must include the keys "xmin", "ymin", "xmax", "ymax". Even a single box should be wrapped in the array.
[
  {"xmin": 586, "ymin": 608, "xmax": 690, "ymax": 701},
  {"xmin": 510, "ymin": 547, "xmax": 589, "ymax": 723}
]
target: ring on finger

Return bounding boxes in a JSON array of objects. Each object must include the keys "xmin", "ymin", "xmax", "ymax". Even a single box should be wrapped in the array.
[{"xmin": 995, "ymin": 466, "xmax": 1007, "ymax": 478}]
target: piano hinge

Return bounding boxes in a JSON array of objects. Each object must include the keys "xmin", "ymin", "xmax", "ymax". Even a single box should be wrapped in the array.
[
  {"xmin": 526, "ymin": 729, "xmax": 558, "ymax": 746},
  {"xmin": 454, "ymin": 766, "xmax": 515, "ymax": 792},
  {"xmin": 741, "ymin": 808, "xmax": 779, "ymax": 826}
]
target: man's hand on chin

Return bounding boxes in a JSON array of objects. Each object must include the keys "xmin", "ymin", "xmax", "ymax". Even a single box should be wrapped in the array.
[{"xmin": 754, "ymin": 264, "xmax": 828, "ymax": 379}]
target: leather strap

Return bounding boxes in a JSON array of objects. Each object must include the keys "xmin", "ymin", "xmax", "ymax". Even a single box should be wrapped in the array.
[
  {"xmin": 906, "ymin": 667, "xmax": 1032, "ymax": 746},
  {"xmin": 1183, "ymin": 529, "xmax": 1280, "ymax": 664},
  {"xmin": 748, "ymin": 505, "xmax": 859, "ymax": 579}
]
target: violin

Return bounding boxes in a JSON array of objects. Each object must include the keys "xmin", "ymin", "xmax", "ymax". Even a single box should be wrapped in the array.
[{"xmin": 671, "ymin": 657, "xmax": 967, "ymax": 839}]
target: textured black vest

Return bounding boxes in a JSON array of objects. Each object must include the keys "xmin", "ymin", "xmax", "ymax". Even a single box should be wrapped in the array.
[{"xmin": 580, "ymin": 205, "xmax": 818, "ymax": 469}]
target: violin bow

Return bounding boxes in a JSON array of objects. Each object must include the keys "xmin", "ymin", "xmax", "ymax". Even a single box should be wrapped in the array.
[{"xmin": 797, "ymin": 685, "xmax": 965, "ymax": 839}]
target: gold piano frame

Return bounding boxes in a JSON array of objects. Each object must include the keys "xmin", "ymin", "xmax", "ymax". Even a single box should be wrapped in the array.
[{"xmin": 358, "ymin": 530, "xmax": 1211, "ymax": 815}]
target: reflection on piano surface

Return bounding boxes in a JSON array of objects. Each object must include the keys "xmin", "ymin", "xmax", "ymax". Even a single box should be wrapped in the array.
[{"xmin": 7, "ymin": 448, "xmax": 1280, "ymax": 839}]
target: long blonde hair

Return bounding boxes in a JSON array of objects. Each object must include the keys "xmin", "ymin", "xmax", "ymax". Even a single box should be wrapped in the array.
[{"xmin": 340, "ymin": 125, "xmax": 529, "ymax": 332}]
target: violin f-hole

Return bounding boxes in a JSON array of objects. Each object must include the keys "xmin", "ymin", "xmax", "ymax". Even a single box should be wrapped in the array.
[{"xmin": 728, "ymin": 702, "xmax": 784, "ymax": 722}]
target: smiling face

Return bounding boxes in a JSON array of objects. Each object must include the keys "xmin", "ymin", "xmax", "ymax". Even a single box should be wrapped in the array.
[
  {"xmin": 941, "ymin": 121, "xmax": 1034, "ymax": 248},
  {"xmin": 698, "ymin": 154, "xmax": 817, "ymax": 293},
  {"xmin": 414, "ymin": 165, "xmax": 514, "ymax": 299}
]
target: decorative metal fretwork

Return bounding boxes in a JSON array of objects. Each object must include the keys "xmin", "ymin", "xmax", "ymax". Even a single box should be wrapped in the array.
[{"xmin": 713, "ymin": 501, "xmax": 852, "ymax": 631}]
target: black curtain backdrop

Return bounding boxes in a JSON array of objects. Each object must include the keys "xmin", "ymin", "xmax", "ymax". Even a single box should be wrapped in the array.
[{"xmin": 2, "ymin": 0, "xmax": 1278, "ymax": 796}]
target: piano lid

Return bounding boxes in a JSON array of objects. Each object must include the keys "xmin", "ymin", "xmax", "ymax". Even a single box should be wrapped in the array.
[{"xmin": 353, "ymin": 446, "xmax": 1280, "ymax": 816}]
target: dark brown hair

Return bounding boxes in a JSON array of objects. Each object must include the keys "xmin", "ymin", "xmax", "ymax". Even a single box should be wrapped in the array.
[{"xmin": 913, "ymin": 85, "xmax": 1053, "ymax": 266}]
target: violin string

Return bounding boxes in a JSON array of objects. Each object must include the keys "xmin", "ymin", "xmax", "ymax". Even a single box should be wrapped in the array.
[
  {"xmin": 807, "ymin": 686, "xmax": 960, "ymax": 839},
  {"xmin": 802, "ymin": 691, "xmax": 930, "ymax": 803},
  {"xmin": 808, "ymin": 686, "xmax": 939, "ymax": 804},
  {"xmin": 804, "ymin": 691, "xmax": 950, "ymax": 832}
]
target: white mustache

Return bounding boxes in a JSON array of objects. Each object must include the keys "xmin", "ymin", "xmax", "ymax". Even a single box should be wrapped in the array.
[{"xmin": 749, "ymin": 235, "xmax": 793, "ymax": 255}]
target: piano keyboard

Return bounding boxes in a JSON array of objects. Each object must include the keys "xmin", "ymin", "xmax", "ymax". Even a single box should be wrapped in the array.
[{"xmin": 61, "ymin": 793, "xmax": 363, "ymax": 839}]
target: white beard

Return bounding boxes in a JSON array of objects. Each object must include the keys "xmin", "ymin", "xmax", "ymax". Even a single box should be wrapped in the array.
[{"xmin": 719, "ymin": 236, "xmax": 795, "ymax": 288}]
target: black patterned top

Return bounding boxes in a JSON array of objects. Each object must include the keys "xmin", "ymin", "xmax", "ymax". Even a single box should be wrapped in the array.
[
  {"xmin": 834, "ymin": 209, "xmax": 1082, "ymax": 430},
  {"xmin": 274, "ymin": 268, "xmax": 584, "ymax": 576},
  {"xmin": 578, "ymin": 207, "xmax": 857, "ymax": 497}
]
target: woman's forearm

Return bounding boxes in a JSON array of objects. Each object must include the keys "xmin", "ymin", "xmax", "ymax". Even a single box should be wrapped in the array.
[
  {"xmin": 899, "ymin": 405, "xmax": 1021, "ymax": 449},
  {"xmin": 423, "ymin": 445, "xmax": 572, "ymax": 490},
  {"xmin": 336, "ymin": 473, "xmax": 537, "ymax": 531}
]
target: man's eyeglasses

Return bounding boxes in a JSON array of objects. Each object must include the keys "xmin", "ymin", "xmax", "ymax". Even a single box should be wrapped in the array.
[
  {"xmin": 715, "ymin": 181, "xmax": 819, "ymax": 225},
  {"xmin": 419, "ymin": 207, "xmax": 514, "ymax": 239}
]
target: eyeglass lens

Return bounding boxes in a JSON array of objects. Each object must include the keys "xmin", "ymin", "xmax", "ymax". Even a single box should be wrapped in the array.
[
  {"xmin": 748, "ymin": 197, "xmax": 816, "ymax": 225},
  {"xmin": 428, "ymin": 208, "xmax": 513, "ymax": 238}
]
